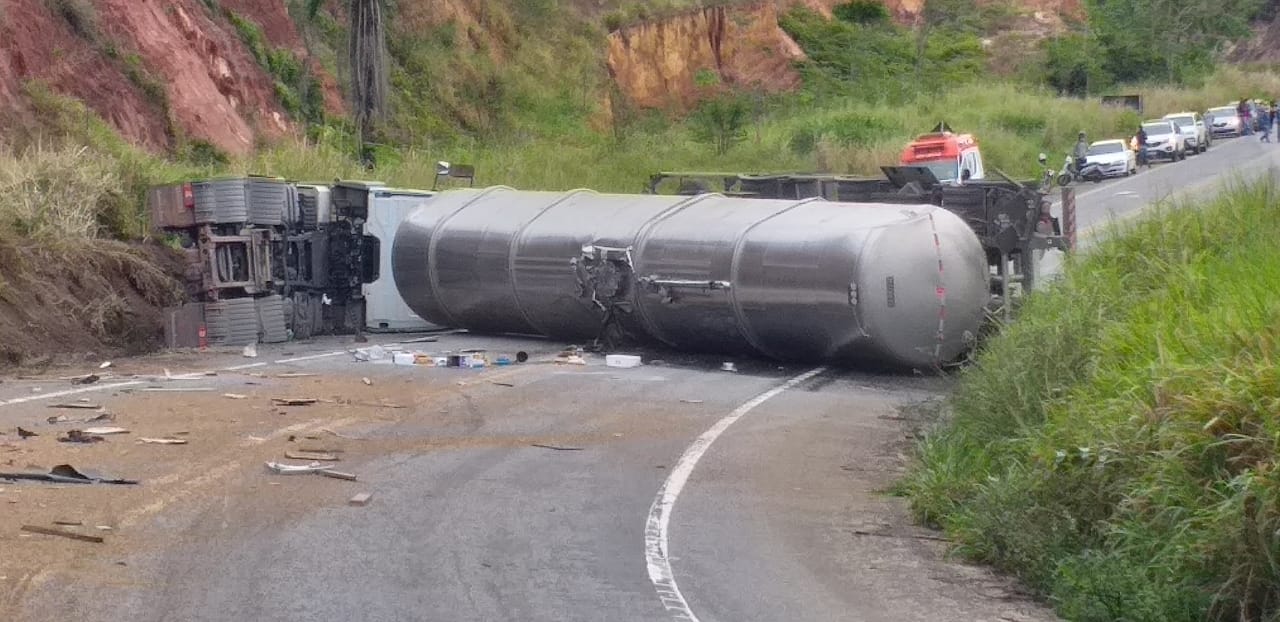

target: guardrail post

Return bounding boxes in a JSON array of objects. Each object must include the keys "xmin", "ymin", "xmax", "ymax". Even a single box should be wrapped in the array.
[{"xmin": 1061, "ymin": 187, "xmax": 1077, "ymax": 250}]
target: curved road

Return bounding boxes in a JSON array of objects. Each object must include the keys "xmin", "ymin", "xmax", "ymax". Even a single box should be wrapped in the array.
[{"xmin": 12, "ymin": 134, "xmax": 1278, "ymax": 622}]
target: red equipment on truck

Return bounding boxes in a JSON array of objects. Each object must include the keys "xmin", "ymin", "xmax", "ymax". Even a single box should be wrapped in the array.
[{"xmin": 899, "ymin": 122, "xmax": 985, "ymax": 183}]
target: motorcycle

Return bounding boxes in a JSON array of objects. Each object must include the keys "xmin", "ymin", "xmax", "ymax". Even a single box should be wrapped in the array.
[{"xmin": 1055, "ymin": 155, "xmax": 1106, "ymax": 187}]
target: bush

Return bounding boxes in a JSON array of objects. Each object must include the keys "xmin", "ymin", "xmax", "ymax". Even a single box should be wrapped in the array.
[
  {"xmin": 903, "ymin": 179, "xmax": 1280, "ymax": 621},
  {"xmin": 44, "ymin": 0, "xmax": 98, "ymax": 42},
  {"xmin": 832, "ymin": 1, "xmax": 889, "ymax": 24},
  {"xmin": 690, "ymin": 95, "xmax": 750, "ymax": 155}
]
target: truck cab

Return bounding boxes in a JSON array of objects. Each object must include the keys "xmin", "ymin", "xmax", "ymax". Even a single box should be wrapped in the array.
[{"xmin": 899, "ymin": 125, "xmax": 984, "ymax": 183}]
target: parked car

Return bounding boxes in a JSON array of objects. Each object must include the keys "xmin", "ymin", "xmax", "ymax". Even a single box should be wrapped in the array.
[
  {"xmin": 1142, "ymin": 120, "xmax": 1187, "ymax": 161},
  {"xmin": 1163, "ymin": 112, "xmax": 1210, "ymax": 153},
  {"xmin": 1084, "ymin": 139, "xmax": 1136, "ymax": 177},
  {"xmin": 1207, "ymin": 105, "xmax": 1243, "ymax": 137}
]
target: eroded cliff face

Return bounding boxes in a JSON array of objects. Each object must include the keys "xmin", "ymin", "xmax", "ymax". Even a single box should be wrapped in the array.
[
  {"xmin": 0, "ymin": 0, "xmax": 342, "ymax": 156},
  {"xmin": 606, "ymin": 2, "xmax": 805, "ymax": 111},
  {"xmin": 605, "ymin": 0, "xmax": 1084, "ymax": 113}
]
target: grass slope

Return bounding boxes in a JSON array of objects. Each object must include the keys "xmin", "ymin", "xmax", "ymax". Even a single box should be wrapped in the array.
[{"xmin": 902, "ymin": 178, "xmax": 1280, "ymax": 621}]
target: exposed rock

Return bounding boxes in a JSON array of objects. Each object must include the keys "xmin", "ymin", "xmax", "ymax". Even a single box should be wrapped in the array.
[{"xmin": 606, "ymin": 2, "xmax": 805, "ymax": 112}]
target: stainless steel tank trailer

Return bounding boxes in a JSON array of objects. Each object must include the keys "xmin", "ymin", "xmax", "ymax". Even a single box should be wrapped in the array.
[{"xmin": 393, "ymin": 187, "xmax": 993, "ymax": 369}]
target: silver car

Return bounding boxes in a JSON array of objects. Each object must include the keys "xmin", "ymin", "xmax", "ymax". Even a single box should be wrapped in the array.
[{"xmin": 1207, "ymin": 106, "xmax": 1242, "ymax": 137}]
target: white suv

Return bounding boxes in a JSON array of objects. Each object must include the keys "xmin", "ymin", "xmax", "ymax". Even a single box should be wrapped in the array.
[
  {"xmin": 1163, "ymin": 112, "xmax": 1210, "ymax": 154},
  {"xmin": 1142, "ymin": 120, "xmax": 1187, "ymax": 161}
]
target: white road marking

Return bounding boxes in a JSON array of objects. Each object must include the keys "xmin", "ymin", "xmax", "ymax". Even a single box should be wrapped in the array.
[
  {"xmin": 0, "ymin": 343, "xmax": 401, "ymax": 409},
  {"xmin": 274, "ymin": 351, "xmax": 350, "ymax": 364},
  {"xmin": 0, "ymin": 381, "xmax": 143, "ymax": 406},
  {"xmin": 645, "ymin": 367, "xmax": 827, "ymax": 621}
]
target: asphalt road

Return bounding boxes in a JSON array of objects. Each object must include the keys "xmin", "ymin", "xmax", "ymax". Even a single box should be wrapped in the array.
[
  {"xmin": 1039, "ymin": 132, "xmax": 1280, "ymax": 276},
  {"xmin": 8, "ymin": 135, "xmax": 1278, "ymax": 622}
]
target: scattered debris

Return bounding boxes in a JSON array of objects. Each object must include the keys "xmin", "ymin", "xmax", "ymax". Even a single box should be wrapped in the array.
[
  {"xmin": 53, "ymin": 520, "xmax": 83, "ymax": 526},
  {"xmin": 271, "ymin": 398, "xmax": 318, "ymax": 407},
  {"xmin": 402, "ymin": 336, "xmax": 439, "ymax": 344},
  {"xmin": 276, "ymin": 372, "xmax": 317, "ymax": 379},
  {"xmin": 516, "ymin": 351, "xmax": 529, "ymax": 363},
  {"xmin": 490, "ymin": 381, "xmax": 515, "ymax": 388},
  {"xmin": 96, "ymin": 525, "xmax": 113, "ymax": 531},
  {"xmin": 531, "ymin": 443, "xmax": 584, "ymax": 451},
  {"xmin": 265, "ymin": 461, "xmax": 357, "ymax": 481},
  {"xmin": 223, "ymin": 393, "xmax": 248, "ymax": 400},
  {"xmin": 679, "ymin": 399, "xmax": 704, "ymax": 404},
  {"xmin": 720, "ymin": 362, "xmax": 738, "ymax": 372},
  {"xmin": 83, "ymin": 427, "xmax": 129, "ymax": 436},
  {"xmin": 0, "ymin": 464, "xmax": 137, "ymax": 485},
  {"xmin": 352, "ymin": 345, "xmax": 388, "ymax": 362},
  {"xmin": 361, "ymin": 377, "xmax": 373, "ymax": 386},
  {"xmin": 75, "ymin": 375, "xmax": 100, "ymax": 385},
  {"xmin": 58, "ymin": 430, "xmax": 105, "ymax": 444},
  {"xmin": 649, "ymin": 359, "xmax": 666, "ymax": 366},
  {"xmin": 284, "ymin": 450, "xmax": 339, "ymax": 462},
  {"xmin": 47, "ymin": 412, "xmax": 115, "ymax": 425},
  {"xmin": 138, "ymin": 438, "xmax": 188, "ymax": 445},
  {"xmin": 48, "ymin": 403, "xmax": 102, "ymax": 410},
  {"xmin": 348, "ymin": 492, "xmax": 374, "ymax": 506},
  {"xmin": 298, "ymin": 447, "xmax": 343, "ymax": 454},
  {"xmin": 16, "ymin": 428, "xmax": 38, "ymax": 439},
  {"xmin": 141, "ymin": 387, "xmax": 214, "ymax": 393},
  {"xmin": 21, "ymin": 525, "xmax": 103, "ymax": 544},
  {"xmin": 605, "ymin": 354, "xmax": 642, "ymax": 368},
  {"xmin": 242, "ymin": 343, "xmax": 258, "ymax": 358},
  {"xmin": 319, "ymin": 470, "xmax": 358, "ymax": 481},
  {"xmin": 98, "ymin": 362, "xmax": 112, "ymax": 369},
  {"xmin": 320, "ymin": 428, "xmax": 365, "ymax": 440},
  {"xmin": 265, "ymin": 461, "xmax": 331, "ymax": 475},
  {"xmin": 554, "ymin": 355, "xmax": 587, "ymax": 366}
]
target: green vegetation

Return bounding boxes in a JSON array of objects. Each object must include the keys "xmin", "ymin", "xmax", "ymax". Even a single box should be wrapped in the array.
[
  {"xmin": 8, "ymin": 83, "xmax": 203, "ymax": 241},
  {"xmin": 903, "ymin": 179, "xmax": 1280, "ymax": 621},
  {"xmin": 1046, "ymin": 0, "xmax": 1264, "ymax": 94},
  {"xmin": 226, "ymin": 10, "xmax": 326, "ymax": 125}
]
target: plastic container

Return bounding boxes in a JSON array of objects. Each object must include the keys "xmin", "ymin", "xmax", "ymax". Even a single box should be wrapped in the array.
[
  {"xmin": 392, "ymin": 352, "xmax": 415, "ymax": 366},
  {"xmin": 606, "ymin": 355, "xmax": 643, "ymax": 368}
]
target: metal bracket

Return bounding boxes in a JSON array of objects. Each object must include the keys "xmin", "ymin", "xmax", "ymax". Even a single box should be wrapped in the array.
[{"xmin": 637, "ymin": 276, "xmax": 731, "ymax": 304}]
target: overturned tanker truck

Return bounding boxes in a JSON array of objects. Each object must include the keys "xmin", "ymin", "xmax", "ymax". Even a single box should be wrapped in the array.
[{"xmin": 392, "ymin": 187, "xmax": 996, "ymax": 369}]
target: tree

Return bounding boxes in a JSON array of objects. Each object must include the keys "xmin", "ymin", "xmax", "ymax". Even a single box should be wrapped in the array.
[
  {"xmin": 913, "ymin": 0, "xmax": 978, "ymax": 77},
  {"xmin": 348, "ymin": 0, "xmax": 388, "ymax": 162},
  {"xmin": 691, "ymin": 96, "xmax": 749, "ymax": 155},
  {"xmin": 301, "ymin": 1, "xmax": 388, "ymax": 162},
  {"xmin": 1086, "ymin": 0, "xmax": 1262, "ymax": 84},
  {"xmin": 1044, "ymin": 33, "xmax": 1108, "ymax": 96}
]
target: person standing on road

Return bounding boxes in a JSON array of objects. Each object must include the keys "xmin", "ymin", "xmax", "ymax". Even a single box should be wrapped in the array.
[
  {"xmin": 1135, "ymin": 125, "xmax": 1149, "ymax": 167},
  {"xmin": 1264, "ymin": 103, "xmax": 1274, "ymax": 143},
  {"xmin": 1261, "ymin": 106, "xmax": 1272, "ymax": 143},
  {"xmin": 1072, "ymin": 131, "xmax": 1089, "ymax": 173},
  {"xmin": 1239, "ymin": 99, "xmax": 1253, "ymax": 136}
]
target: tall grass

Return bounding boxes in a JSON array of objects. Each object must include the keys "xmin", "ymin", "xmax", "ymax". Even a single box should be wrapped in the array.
[
  {"xmin": 902, "ymin": 177, "xmax": 1280, "ymax": 621},
  {"xmin": 243, "ymin": 67, "xmax": 1270, "ymax": 193}
]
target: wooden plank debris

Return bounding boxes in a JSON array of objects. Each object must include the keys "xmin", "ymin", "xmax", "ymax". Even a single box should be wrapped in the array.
[{"xmin": 21, "ymin": 525, "xmax": 104, "ymax": 543}]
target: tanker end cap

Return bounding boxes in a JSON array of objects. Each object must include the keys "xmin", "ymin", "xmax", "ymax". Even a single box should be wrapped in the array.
[{"xmin": 854, "ymin": 205, "xmax": 989, "ymax": 369}]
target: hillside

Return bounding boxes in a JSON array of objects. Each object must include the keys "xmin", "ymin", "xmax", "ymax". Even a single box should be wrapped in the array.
[{"xmin": 0, "ymin": 0, "xmax": 1086, "ymax": 156}]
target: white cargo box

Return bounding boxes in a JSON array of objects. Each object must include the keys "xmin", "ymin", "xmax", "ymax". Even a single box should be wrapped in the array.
[{"xmin": 605, "ymin": 354, "xmax": 643, "ymax": 368}]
